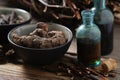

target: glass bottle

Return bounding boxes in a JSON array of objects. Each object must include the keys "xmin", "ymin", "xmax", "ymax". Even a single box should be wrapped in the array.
[
  {"xmin": 76, "ymin": 10, "xmax": 101, "ymax": 67},
  {"xmin": 92, "ymin": 0, "xmax": 114, "ymax": 55}
]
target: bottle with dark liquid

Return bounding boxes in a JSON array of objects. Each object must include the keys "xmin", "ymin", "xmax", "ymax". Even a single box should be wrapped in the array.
[
  {"xmin": 76, "ymin": 10, "xmax": 101, "ymax": 67},
  {"xmin": 92, "ymin": 0, "xmax": 114, "ymax": 55}
]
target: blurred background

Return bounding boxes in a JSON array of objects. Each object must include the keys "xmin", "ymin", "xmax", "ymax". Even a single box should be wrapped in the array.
[{"xmin": 0, "ymin": 0, "xmax": 120, "ymax": 31}]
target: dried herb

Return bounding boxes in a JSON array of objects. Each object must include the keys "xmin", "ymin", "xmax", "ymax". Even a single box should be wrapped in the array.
[
  {"xmin": 0, "ymin": 11, "xmax": 24, "ymax": 25},
  {"xmin": 0, "ymin": 45, "xmax": 7, "ymax": 64},
  {"xmin": 0, "ymin": 44, "xmax": 18, "ymax": 63}
]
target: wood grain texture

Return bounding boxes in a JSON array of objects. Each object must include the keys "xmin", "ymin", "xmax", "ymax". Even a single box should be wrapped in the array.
[{"xmin": 0, "ymin": 63, "xmax": 71, "ymax": 80}]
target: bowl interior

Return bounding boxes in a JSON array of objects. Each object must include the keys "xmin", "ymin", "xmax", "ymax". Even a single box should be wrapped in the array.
[{"xmin": 8, "ymin": 23, "xmax": 73, "ymax": 49}]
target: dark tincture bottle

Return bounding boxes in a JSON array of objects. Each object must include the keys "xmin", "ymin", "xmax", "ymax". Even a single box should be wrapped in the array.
[
  {"xmin": 92, "ymin": 0, "xmax": 114, "ymax": 55},
  {"xmin": 76, "ymin": 10, "xmax": 101, "ymax": 67}
]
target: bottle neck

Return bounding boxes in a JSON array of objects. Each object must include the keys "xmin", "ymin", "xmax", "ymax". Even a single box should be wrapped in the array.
[
  {"xmin": 81, "ymin": 10, "xmax": 94, "ymax": 26},
  {"xmin": 82, "ymin": 17, "xmax": 93, "ymax": 26},
  {"xmin": 93, "ymin": 0, "xmax": 106, "ymax": 10}
]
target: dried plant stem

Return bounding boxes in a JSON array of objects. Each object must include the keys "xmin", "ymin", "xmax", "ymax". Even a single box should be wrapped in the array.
[
  {"xmin": 30, "ymin": 0, "xmax": 42, "ymax": 15},
  {"xmin": 66, "ymin": 0, "xmax": 81, "ymax": 20}
]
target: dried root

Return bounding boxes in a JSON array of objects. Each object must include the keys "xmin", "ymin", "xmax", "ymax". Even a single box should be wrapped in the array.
[
  {"xmin": 94, "ymin": 58, "xmax": 118, "ymax": 75},
  {"xmin": 12, "ymin": 22, "xmax": 66, "ymax": 48}
]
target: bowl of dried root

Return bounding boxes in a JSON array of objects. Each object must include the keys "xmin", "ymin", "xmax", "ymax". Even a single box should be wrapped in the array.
[
  {"xmin": 0, "ymin": 7, "xmax": 31, "ymax": 44},
  {"xmin": 8, "ymin": 22, "xmax": 73, "ymax": 65}
]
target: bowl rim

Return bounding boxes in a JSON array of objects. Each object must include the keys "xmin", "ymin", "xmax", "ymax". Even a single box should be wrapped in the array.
[
  {"xmin": 0, "ymin": 7, "xmax": 32, "ymax": 26},
  {"xmin": 8, "ymin": 23, "xmax": 73, "ymax": 50}
]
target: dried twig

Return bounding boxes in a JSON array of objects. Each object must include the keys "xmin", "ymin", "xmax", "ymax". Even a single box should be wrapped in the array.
[
  {"xmin": 31, "ymin": 0, "xmax": 42, "ymax": 15},
  {"xmin": 59, "ymin": 63, "xmax": 108, "ymax": 80},
  {"xmin": 66, "ymin": 0, "xmax": 81, "ymax": 20},
  {"xmin": 38, "ymin": 0, "xmax": 68, "ymax": 8}
]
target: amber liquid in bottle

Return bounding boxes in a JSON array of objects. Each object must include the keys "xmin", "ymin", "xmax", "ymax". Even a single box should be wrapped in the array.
[
  {"xmin": 77, "ymin": 39, "xmax": 101, "ymax": 67},
  {"xmin": 76, "ymin": 10, "xmax": 101, "ymax": 67},
  {"xmin": 97, "ymin": 24, "xmax": 113, "ymax": 55}
]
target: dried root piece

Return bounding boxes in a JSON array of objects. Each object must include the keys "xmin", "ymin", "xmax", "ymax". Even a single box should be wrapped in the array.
[
  {"xmin": 0, "ymin": 45, "xmax": 7, "ymax": 64},
  {"xmin": 36, "ymin": 22, "xmax": 48, "ymax": 32},
  {"xmin": 12, "ymin": 34, "xmax": 41, "ymax": 47},
  {"xmin": 40, "ymin": 38, "xmax": 53, "ymax": 48},
  {"xmin": 30, "ymin": 22, "xmax": 48, "ymax": 37},
  {"xmin": 30, "ymin": 29, "xmax": 47, "ymax": 37},
  {"xmin": 21, "ymin": 35, "xmax": 40, "ymax": 47},
  {"xmin": 48, "ymin": 31, "xmax": 66, "ymax": 47},
  {"xmin": 32, "ymin": 38, "xmax": 52, "ymax": 48},
  {"xmin": 94, "ymin": 58, "xmax": 118, "ymax": 75}
]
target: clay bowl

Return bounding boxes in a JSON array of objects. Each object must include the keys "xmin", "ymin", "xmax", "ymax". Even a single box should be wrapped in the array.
[
  {"xmin": 0, "ymin": 7, "xmax": 31, "ymax": 44},
  {"xmin": 8, "ymin": 23, "xmax": 73, "ymax": 65}
]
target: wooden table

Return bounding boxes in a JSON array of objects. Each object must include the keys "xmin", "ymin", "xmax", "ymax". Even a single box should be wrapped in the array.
[{"xmin": 0, "ymin": 1, "xmax": 120, "ymax": 80}]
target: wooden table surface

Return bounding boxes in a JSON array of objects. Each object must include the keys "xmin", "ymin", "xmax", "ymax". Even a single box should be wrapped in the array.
[{"xmin": 0, "ymin": 1, "xmax": 120, "ymax": 80}]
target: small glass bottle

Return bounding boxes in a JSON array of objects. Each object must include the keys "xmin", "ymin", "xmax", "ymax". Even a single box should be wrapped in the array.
[
  {"xmin": 92, "ymin": 0, "xmax": 114, "ymax": 55},
  {"xmin": 76, "ymin": 10, "xmax": 101, "ymax": 67}
]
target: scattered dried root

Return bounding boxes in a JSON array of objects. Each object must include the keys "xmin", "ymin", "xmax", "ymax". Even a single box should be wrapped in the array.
[
  {"xmin": 0, "ymin": 45, "xmax": 18, "ymax": 64},
  {"xmin": 42, "ymin": 57, "xmax": 118, "ymax": 80}
]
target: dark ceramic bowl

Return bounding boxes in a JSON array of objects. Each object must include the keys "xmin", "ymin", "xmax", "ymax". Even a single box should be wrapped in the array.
[
  {"xmin": 8, "ymin": 23, "xmax": 73, "ymax": 65},
  {"xmin": 0, "ymin": 7, "xmax": 31, "ymax": 44}
]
